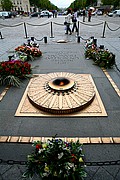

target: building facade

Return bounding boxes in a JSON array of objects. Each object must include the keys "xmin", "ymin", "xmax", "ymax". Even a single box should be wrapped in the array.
[
  {"xmin": 12, "ymin": 0, "xmax": 30, "ymax": 13},
  {"xmin": 0, "ymin": 0, "xmax": 30, "ymax": 13}
]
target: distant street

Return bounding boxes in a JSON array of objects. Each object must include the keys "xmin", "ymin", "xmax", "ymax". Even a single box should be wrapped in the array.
[{"xmin": 0, "ymin": 14, "xmax": 120, "ymax": 28}]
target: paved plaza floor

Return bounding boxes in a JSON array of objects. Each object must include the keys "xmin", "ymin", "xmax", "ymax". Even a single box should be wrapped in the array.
[{"xmin": 0, "ymin": 15, "xmax": 120, "ymax": 179}]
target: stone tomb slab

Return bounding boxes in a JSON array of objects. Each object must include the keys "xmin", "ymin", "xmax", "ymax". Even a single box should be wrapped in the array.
[{"xmin": 15, "ymin": 73, "xmax": 107, "ymax": 117}]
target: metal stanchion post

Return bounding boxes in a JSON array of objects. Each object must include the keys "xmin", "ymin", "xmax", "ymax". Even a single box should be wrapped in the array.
[
  {"xmin": 44, "ymin": 37, "xmax": 47, "ymax": 43},
  {"xmin": 23, "ymin": 22, "xmax": 28, "ymax": 39},
  {"xmin": 31, "ymin": 37, "xmax": 34, "ymax": 41},
  {"xmin": 100, "ymin": 45, "xmax": 104, "ymax": 49},
  {"xmin": 102, "ymin": 21, "xmax": 106, "ymax": 38},
  {"xmin": 77, "ymin": 36, "xmax": 80, "ymax": 43},
  {"xmin": 77, "ymin": 21, "xmax": 80, "ymax": 36},
  {"xmin": 93, "ymin": 39, "xmax": 97, "ymax": 46},
  {"xmin": 50, "ymin": 22, "xmax": 54, "ymax": 38},
  {"xmin": 0, "ymin": 31, "xmax": 4, "ymax": 39}
]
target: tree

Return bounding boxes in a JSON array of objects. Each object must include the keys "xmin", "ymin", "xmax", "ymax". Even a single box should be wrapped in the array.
[
  {"xmin": 29, "ymin": 0, "xmax": 59, "ymax": 11},
  {"xmin": 1, "ymin": 0, "xmax": 13, "ymax": 11},
  {"xmin": 101, "ymin": 0, "xmax": 113, "ymax": 5},
  {"xmin": 102, "ymin": 0, "xmax": 120, "ymax": 8},
  {"xmin": 113, "ymin": 0, "xmax": 120, "ymax": 8}
]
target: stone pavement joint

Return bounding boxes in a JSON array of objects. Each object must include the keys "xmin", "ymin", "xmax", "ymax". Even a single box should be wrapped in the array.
[{"xmin": 0, "ymin": 136, "xmax": 120, "ymax": 144}]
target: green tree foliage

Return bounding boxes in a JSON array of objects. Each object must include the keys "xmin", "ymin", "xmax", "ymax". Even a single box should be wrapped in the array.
[
  {"xmin": 101, "ymin": 0, "xmax": 113, "ymax": 5},
  {"xmin": 29, "ymin": 0, "xmax": 59, "ymax": 10},
  {"xmin": 102, "ymin": 0, "xmax": 120, "ymax": 8},
  {"xmin": 113, "ymin": 0, "xmax": 120, "ymax": 8},
  {"xmin": 1, "ymin": 0, "xmax": 13, "ymax": 11},
  {"xmin": 69, "ymin": 0, "xmax": 97, "ymax": 10}
]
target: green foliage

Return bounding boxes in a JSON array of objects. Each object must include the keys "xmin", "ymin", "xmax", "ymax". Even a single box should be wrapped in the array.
[
  {"xmin": 69, "ymin": 0, "xmax": 97, "ymax": 9},
  {"xmin": 29, "ymin": 0, "xmax": 59, "ymax": 10},
  {"xmin": 23, "ymin": 138, "xmax": 87, "ymax": 180},
  {"xmin": 1, "ymin": 0, "xmax": 13, "ymax": 11},
  {"xmin": 101, "ymin": 0, "xmax": 120, "ymax": 7}
]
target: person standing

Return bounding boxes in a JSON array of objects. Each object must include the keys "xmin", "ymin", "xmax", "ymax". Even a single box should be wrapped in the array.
[
  {"xmin": 65, "ymin": 9, "xmax": 72, "ymax": 35},
  {"xmin": 72, "ymin": 9, "xmax": 78, "ymax": 33},
  {"xmin": 52, "ymin": 10, "xmax": 55, "ymax": 18},
  {"xmin": 88, "ymin": 9, "xmax": 92, "ymax": 22},
  {"xmin": 83, "ymin": 8, "xmax": 86, "ymax": 22},
  {"xmin": 55, "ymin": 10, "xmax": 57, "ymax": 18}
]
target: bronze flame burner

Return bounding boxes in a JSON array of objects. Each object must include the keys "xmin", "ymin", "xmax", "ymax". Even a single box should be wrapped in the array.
[
  {"xmin": 47, "ymin": 77, "xmax": 75, "ymax": 91},
  {"xmin": 27, "ymin": 72, "xmax": 96, "ymax": 114}
]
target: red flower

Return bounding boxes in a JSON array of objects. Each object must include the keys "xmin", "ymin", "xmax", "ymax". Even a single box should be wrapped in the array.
[
  {"xmin": 10, "ymin": 70, "xmax": 14, "ymax": 74},
  {"xmin": 36, "ymin": 144, "xmax": 42, "ymax": 150},
  {"xmin": 5, "ymin": 68, "xmax": 9, "ymax": 71},
  {"xmin": 71, "ymin": 154, "xmax": 77, "ymax": 163},
  {"xmin": 22, "ymin": 68, "xmax": 25, "ymax": 72}
]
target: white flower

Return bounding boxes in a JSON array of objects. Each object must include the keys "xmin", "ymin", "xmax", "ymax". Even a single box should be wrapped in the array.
[
  {"xmin": 58, "ymin": 152, "xmax": 63, "ymax": 159},
  {"xmin": 42, "ymin": 173, "xmax": 49, "ymax": 177}
]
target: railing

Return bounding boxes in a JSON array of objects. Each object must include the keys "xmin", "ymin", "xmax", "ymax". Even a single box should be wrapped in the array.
[{"xmin": 0, "ymin": 20, "xmax": 120, "ymax": 40}]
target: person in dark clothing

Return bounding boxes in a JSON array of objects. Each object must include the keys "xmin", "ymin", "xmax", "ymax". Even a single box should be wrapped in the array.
[
  {"xmin": 83, "ymin": 9, "xmax": 86, "ymax": 22},
  {"xmin": 88, "ymin": 9, "xmax": 92, "ymax": 22},
  {"xmin": 72, "ymin": 9, "xmax": 78, "ymax": 33}
]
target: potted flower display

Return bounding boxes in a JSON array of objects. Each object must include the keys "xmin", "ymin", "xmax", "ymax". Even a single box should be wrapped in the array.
[{"xmin": 23, "ymin": 137, "xmax": 87, "ymax": 180}]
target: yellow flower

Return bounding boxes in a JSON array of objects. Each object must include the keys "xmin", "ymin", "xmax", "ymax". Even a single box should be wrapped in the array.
[
  {"xmin": 79, "ymin": 157, "xmax": 84, "ymax": 163},
  {"xmin": 54, "ymin": 171, "xmax": 57, "ymax": 176},
  {"xmin": 42, "ymin": 143, "xmax": 47, "ymax": 148},
  {"xmin": 44, "ymin": 166, "xmax": 49, "ymax": 172}
]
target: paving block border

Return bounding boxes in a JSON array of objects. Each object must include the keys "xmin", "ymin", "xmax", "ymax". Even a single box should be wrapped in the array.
[
  {"xmin": 102, "ymin": 68, "xmax": 120, "ymax": 97},
  {"xmin": 0, "ymin": 136, "xmax": 120, "ymax": 144}
]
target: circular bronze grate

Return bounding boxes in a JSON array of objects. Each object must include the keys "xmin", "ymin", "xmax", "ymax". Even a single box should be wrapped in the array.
[{"xmin": 27, "ymin": 72, "xmax": 95, "ymax": 114}]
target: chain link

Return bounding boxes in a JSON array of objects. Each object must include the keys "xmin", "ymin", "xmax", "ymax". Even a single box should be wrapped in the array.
[
  {"xmin": 0, "ymin": 22, "xmax": 23, "ymax": 27},
  {"xmin": 106, "ymin": 23, "xmax": 120, "ymax": 31},
  {"xmin": 85, "ymin": 160, "xmax": 120, "ymax": 166},
  {"xmin": 0, "ymin": 158, "xmax": 119, "ymax": 166},
  {"xmin": 0, "ymin": 159, "xmax": 27, "ymax": 165},
  {"xmin": 27, "ymin": 22, "xmax": 49, "ymax": 27}
]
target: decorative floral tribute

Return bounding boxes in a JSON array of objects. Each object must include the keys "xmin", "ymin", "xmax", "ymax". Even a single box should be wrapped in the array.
[
  {"xmin": 15, "ymin": 45, "xmax": 42, "ymax": 60},
  {"xmin": 23, "ymin": 138, "xmax": 87, "ymax": 180},
  {"xmin": 0, "ymin": 60, "xmax": 32, "ymax": 87},
  {"xmin": 85, "ymin": 38, "xmax": 115, "ymax": 69}
]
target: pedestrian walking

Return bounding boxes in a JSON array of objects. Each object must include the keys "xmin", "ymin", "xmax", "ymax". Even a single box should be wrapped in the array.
[
  {"xmin": 64, "ymin": 9, "xmax": 72, "ymax": 35},
  {"xmin": 72, "ymin": 9, "xmax": 78, "ymax": 33}
]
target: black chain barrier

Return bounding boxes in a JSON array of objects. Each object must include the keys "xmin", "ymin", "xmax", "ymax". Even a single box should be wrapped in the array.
[
  {"xmin": 106, "ymin": 22, "xmax": 120, "ymax": 31},
  {"xmin": 79, "ymin": 36, "xmax": 91, "ymax": 41},
  {"xmin": 26, "ymin": 22, "xmax": 49, "ymax": 27},
  {"xmin": 34, "ymin": 37, "xmax": 44, "ymax": 41},
  {"xmin": 0, "ymin": 20, "xmax": 119, "ymax": 40},
  {"xmin": 0, "ymin": 158, "xmax": 120, "ymax": 166},
  {"xmin": 34, "ymin": 36, "xmax": 47, "ymax": 43},
  {"xmin": 0, "ymin": 22, "xmax": 23, "ymax": 27},
  {"xmin": 80, "ymin": 21, "xmax": 103, "ymax": 26},
  {"xmin": 53, "ymin": 22, "xmax": 65, "ymax": 26}
]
